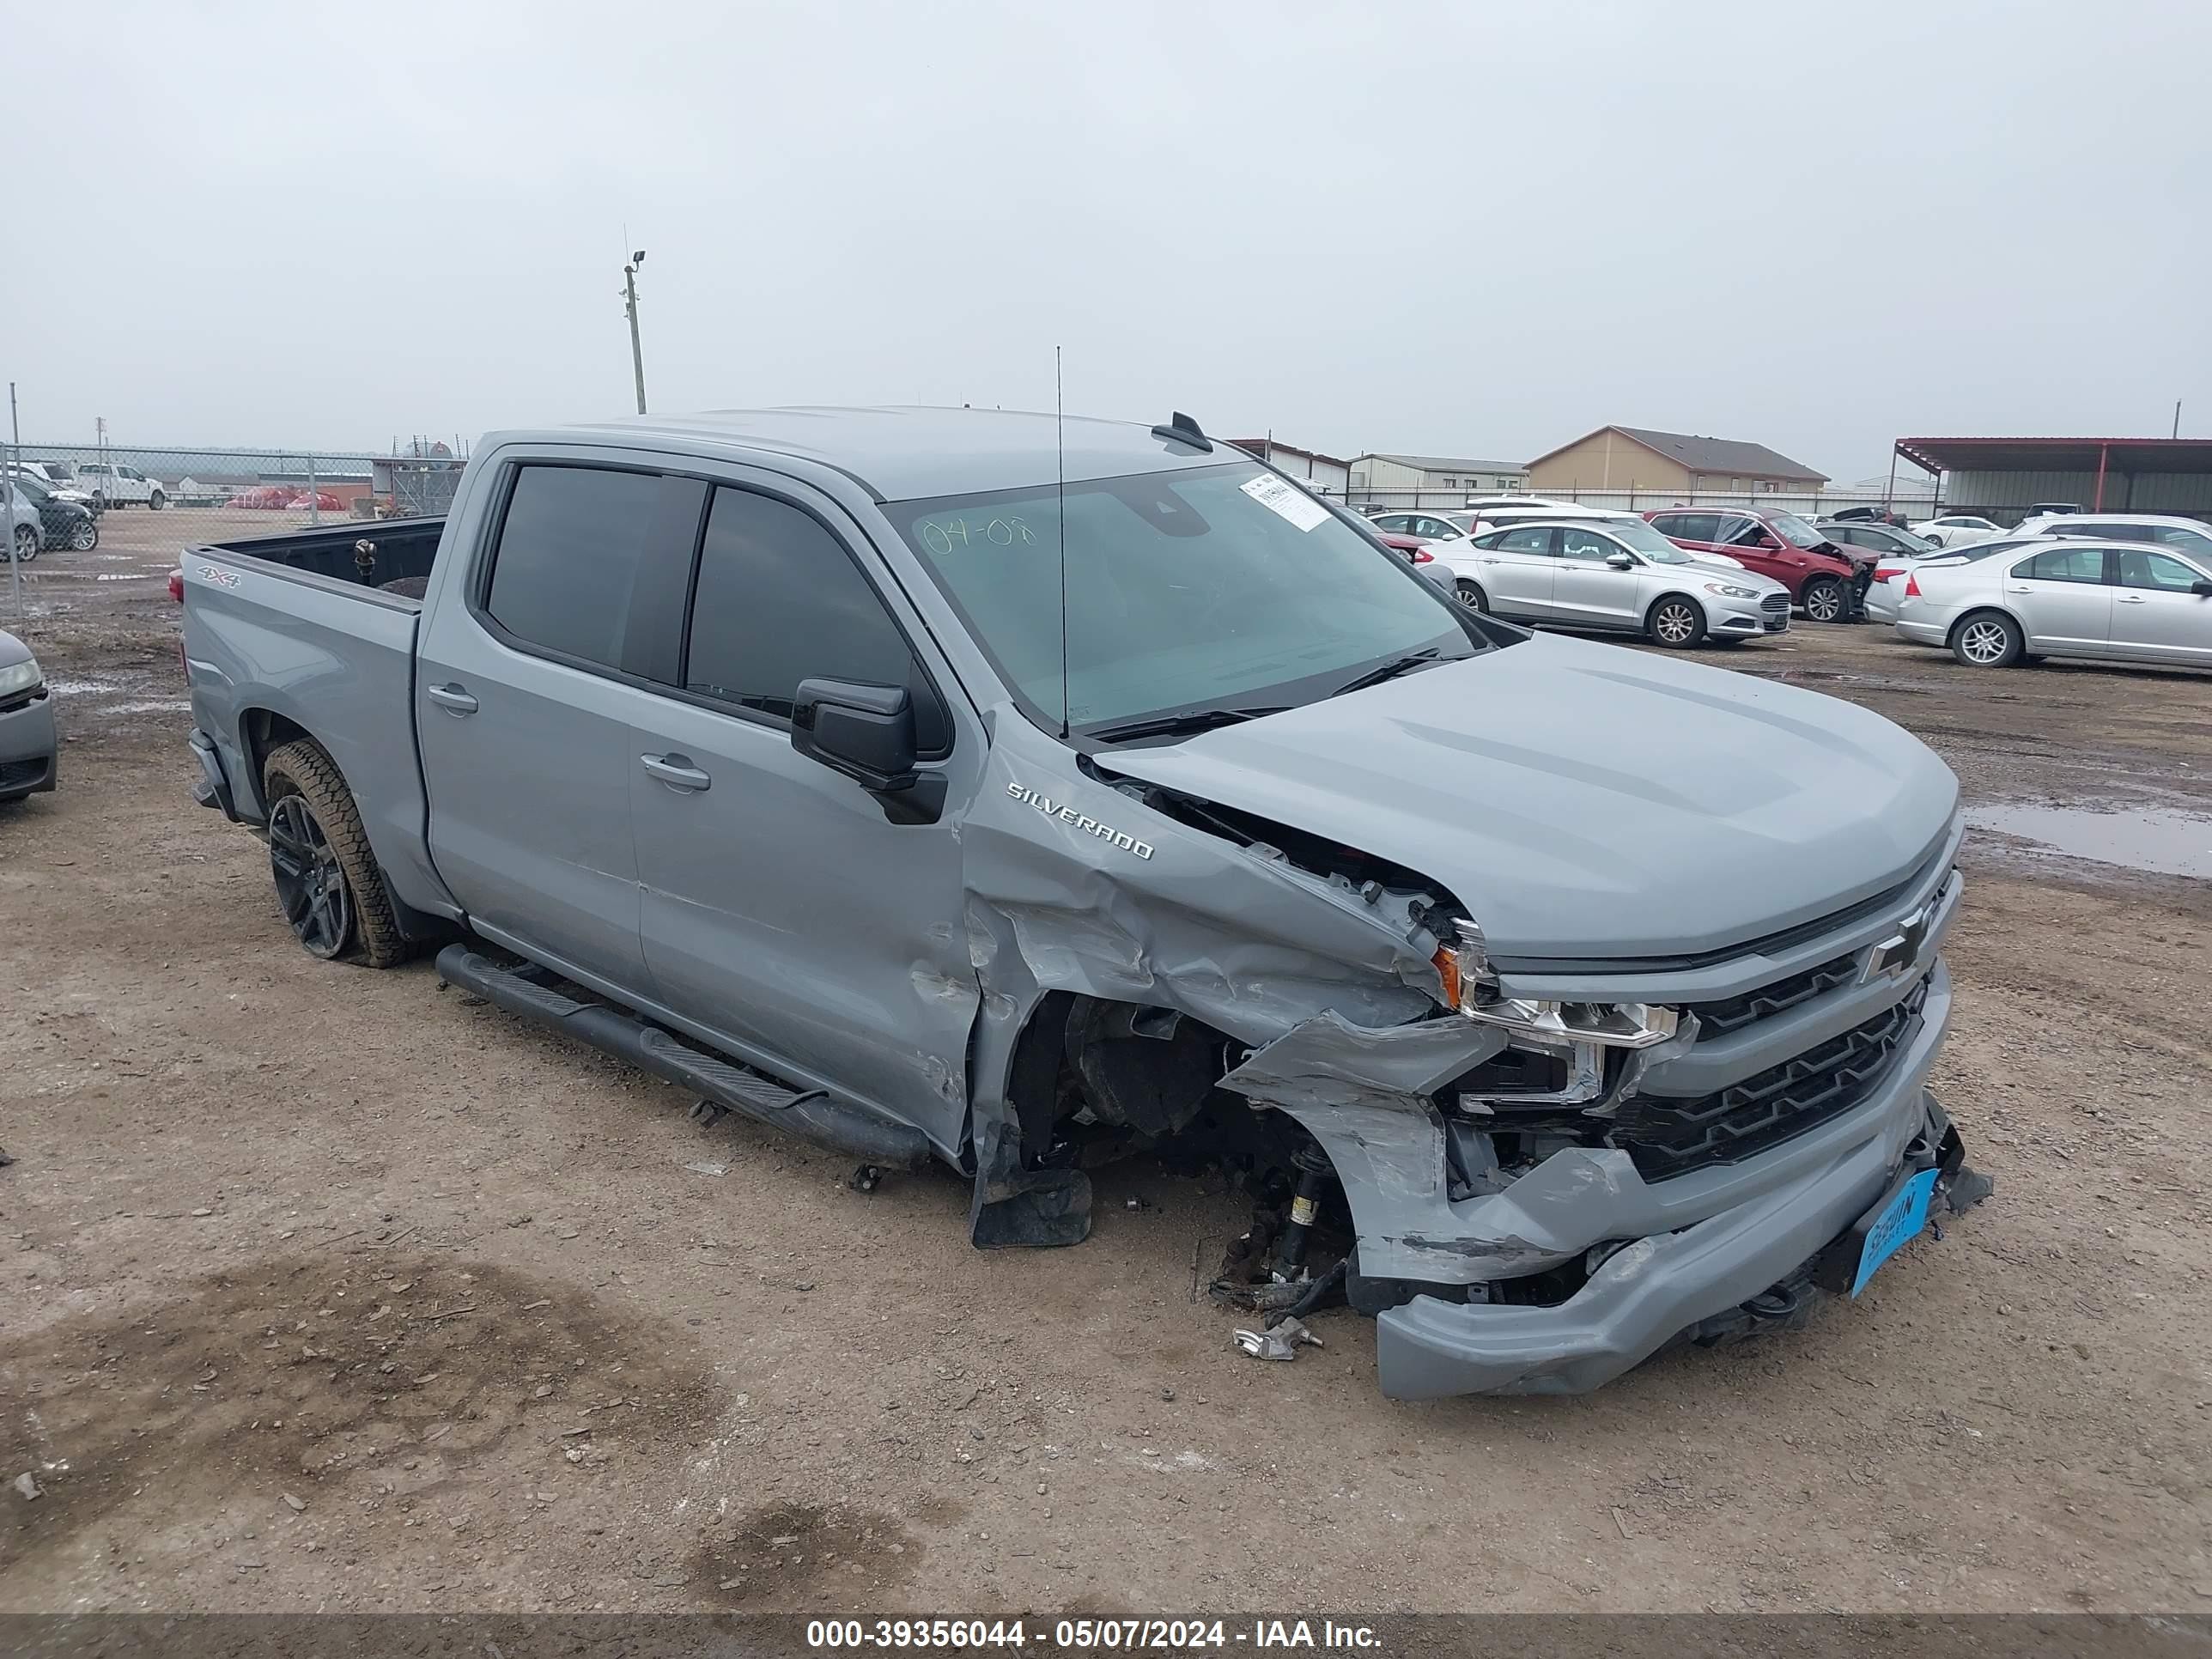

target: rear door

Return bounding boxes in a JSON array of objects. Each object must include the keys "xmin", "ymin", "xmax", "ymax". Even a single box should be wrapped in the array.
[
  {"xmin": 2005, "ymin": 544, "xmax": 2114, "ymax": 655},
  {"xmin": 417, "ymin": 456, "xmax": 707, "ymax": 991},
  {"xmin": 1549, "ymin": 524, "xmax": 1644, "ymax": 629},
  {"xmin": 2108, "ymin": 548, "xmax": 2212, "ymax": 665},
  {"xmin": 1467, "ymin": 526, "xmax": 1559, "ymax": 617},
  {"xmin": 627, "ymin": 475, "xmax": 980, "ymax": 1153},
  {"xmin": 1714, "ymin": 514, "xmax": 1798, "ymax": 588}
]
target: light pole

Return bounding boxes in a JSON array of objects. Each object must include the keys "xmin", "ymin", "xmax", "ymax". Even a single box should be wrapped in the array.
[{"xmin": 623, "ymin": 250, "xmax": 648, "ymax": 415}]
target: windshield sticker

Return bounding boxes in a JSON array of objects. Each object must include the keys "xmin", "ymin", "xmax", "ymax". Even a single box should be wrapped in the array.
[{"xmin": 1238, "ymin": 474, "xmax": 1331, "ymax": 533}]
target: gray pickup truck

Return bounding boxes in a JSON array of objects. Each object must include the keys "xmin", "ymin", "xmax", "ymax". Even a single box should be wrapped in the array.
[{"xmin": 180, "ymin": 406, "xmax": 1986, "ymax": 1398}]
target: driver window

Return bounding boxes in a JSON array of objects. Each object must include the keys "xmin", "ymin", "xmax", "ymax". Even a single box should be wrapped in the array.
[
  {"xmin": 1559, "ymin": 528, "xmax": 1611, "ymax": 559},
  {"xmin": 1727, "ymin": 518, "xmax": 1772, "ymax": 548},
  {"xmin": 2117, "ymin": 550, "xmax": 2204, "ymax": 592}
]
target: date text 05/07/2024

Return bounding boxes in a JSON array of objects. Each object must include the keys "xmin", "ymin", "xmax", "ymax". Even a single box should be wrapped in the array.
[{"xmin": 805, "ymin": 1620, "xmax": 1382, "ymax": 1651}]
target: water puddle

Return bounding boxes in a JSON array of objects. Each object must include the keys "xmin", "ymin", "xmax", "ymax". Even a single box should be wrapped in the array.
[{"xmin": 1967, "ymin": 803, "xmax": 2212, "ymax": 878}]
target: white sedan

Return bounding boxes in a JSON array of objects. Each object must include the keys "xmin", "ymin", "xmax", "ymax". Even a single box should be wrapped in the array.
[{"xmin": 1909, "ymin": 514, "xmax": 2004, "ymax": 549}]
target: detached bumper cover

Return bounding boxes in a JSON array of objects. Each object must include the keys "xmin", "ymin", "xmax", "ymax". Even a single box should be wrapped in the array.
[
  {"xmin": 0, "ymin": 693, "xmax": 58, "ymax": 798},
  {"xmin": 188, "ymin": 726, "xmax": 240, "ymax": 818},
  {"xmin": 1376, "ymin": 1044, "xmax": 1979, "ymax": 1399}
]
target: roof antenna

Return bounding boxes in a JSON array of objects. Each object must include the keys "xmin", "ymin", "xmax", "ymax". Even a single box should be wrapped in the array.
[{"xmin": 1055, "ymin": 345, "xmax": 1071, "ymax": 740}]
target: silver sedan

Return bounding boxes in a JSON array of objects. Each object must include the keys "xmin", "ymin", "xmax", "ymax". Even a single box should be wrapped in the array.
[
  {"xmin": 0, "ymin": 629, "xmax": 57, "ymax": 801},
  {"xmin": 1894, "ymin": 538, "xmax": 2212, "ymax": 669},
  {"xmin": 1431, "ymin": 516, "xmax": 1790, "ymax": 648}
]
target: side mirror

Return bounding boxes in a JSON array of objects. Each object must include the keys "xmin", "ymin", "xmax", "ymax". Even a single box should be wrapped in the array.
[
  {"xmin": 1605, "ymin": 550, "xmax": 1636, "ymax": 569},
  {"xmin": 792, "ymin": 678, "xmax": 917, "ymax": 793},
  {"xmin": 2193, "ymin": 581, "xmax": 2212, "ymax": 598}
]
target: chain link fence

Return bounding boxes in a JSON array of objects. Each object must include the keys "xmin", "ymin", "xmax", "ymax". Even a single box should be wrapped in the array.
[{"xmin": 1339, "ymin": 484, "xmax": 1946, "ymax": 523}]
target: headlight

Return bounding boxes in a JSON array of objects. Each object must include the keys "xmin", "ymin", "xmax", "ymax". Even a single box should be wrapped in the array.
[
  {"xmin": 0, "ymin": 657, "xmax": 43, "ymax": 700},
  {"xmin": 1434, "ymin": 919, "xmax": 1680, "ymax": 1050},
  {"xmin": 1703, "ymin": 582, "xmax": 1761, "ymax": 599}
]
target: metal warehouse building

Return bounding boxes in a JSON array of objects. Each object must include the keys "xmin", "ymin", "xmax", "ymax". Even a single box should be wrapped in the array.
[{"xmin": 1894, "ymin": 436, "xmax": 2212, "ymax": 520}]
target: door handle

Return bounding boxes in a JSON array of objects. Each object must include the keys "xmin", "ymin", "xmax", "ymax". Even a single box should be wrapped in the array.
[
  {"xmin": 1480, "ymin": 556, "xmax": 1501, "ymax": 564},
  {"xmin": 2117, "ymin": 594, "xmax": 2148, "ymax": 604},
  {"xmin": 425, "ymin": 683, "xmax": 478, "ymax": 715},
  {"xmin": 2004, "ymin": 586, "xmax": 2032, "ymax": 593},
  {"xmin": 641, "ymin": 753, "xmax": 712, "ymax": 793}
]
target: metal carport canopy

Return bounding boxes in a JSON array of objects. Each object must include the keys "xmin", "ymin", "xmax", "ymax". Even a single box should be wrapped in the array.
[{"xmin": 1896, "ymin": 436, "xmax": 2212, "ymax": 475}]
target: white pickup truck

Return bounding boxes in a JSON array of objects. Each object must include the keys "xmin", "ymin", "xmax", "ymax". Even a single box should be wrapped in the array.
[{"xmin": 76, "ymin": 461, "xmax": 166, "ymax": 510}]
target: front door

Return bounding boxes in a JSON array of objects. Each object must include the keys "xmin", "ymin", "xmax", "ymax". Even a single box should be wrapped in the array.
[
  {"xmin": 1549, "ymin": 524, "xmax": 1644, "ymax": 629},
  {"xmin": 2005, "ymin": 544, "xmax": 2115, "ymax": 655},
  {"xmin": 1469, "ymin": 525, "xmax": 1559, "ymax": 617},
  {"xmin": 627, "ymin": 477, "xmax": 980, "ymax": 1154},
  {"xmin": 419, "ymin": 458, "xmax": 706, "ymax": 991},
  {"xmin": 2108, "ymin": 548, "xmax": 2212, "ymax": 665}
]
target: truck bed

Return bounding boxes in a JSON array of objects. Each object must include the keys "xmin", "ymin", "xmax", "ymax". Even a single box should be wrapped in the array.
[
  {"xmin": 183, "ymin": 514, "xmax": 452, "ymax": 925},
  {"xmin": 199, "ymin": 515, "xmax": 446, "ymax": 598}
]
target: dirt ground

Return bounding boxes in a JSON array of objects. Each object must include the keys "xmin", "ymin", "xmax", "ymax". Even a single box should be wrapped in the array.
[{"xmin": 3, "ymin": 511, "xmax": 2209, "ymax": 1616}]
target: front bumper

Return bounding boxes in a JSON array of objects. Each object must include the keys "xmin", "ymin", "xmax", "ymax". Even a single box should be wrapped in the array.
[
  {"xmin": 0, "ymin": 690, "xmax": 58, "ymax": 799},
  {"xmin": 1376, "ymin": 981, "xmax": 1966, "ymax": 1399}
]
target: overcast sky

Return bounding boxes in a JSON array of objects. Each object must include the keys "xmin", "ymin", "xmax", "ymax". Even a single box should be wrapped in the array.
[{"xmin": 4, "ymin": 1, "xmax": 2206, "ymax": 482}]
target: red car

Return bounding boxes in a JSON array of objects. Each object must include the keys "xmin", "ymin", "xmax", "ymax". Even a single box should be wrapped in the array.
[{"xmin": 1642, "ymin": 506, "xmax": 1863, "ymax": 623}]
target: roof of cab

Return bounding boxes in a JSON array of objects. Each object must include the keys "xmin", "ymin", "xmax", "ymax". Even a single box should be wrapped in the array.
[{"xmin": 518, "ymin": 405, "xmax": 1235, "ymax": 503}]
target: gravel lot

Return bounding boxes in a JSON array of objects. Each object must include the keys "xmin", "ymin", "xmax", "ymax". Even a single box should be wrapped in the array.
[{"xmin": 3, "ymin": 511, "xmax": 2209, "ymax": 1614}]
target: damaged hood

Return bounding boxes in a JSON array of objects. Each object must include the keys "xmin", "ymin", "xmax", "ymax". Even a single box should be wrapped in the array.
[{"xmin": 1099, "ymin": 632, "xmax": 1958, "ymax": 963}]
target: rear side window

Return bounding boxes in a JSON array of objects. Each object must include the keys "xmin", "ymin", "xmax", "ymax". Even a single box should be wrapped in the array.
[
  {"xmin": 2015, "ymin": 546, "xmax": 2106, "ymax": 584},
  {"xmin": 1496, "ymin": 526, "xmax": 1555, "ymax": 554},
  {"xmin": 485, "ymin": 465, "xmax": 669, "ymax": 668},
  {"xmin": 684, "ymin": 487, "xmax": 948, "ymax": 754},
  {"xmin": 1656, "ymin": 512, "xmax": 1718, "ymax": 542}
]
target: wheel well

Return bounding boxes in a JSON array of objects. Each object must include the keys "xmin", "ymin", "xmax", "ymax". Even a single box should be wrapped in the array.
[
  {"xmin": 1946, "ymin": 605, "xmax": 2019, "ymax": 647},
  {"xmin": 241, "ymin": 710, "xmax": 319, "ymax": 799}
]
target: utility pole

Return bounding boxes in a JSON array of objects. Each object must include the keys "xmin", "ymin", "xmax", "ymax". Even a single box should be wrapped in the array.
[
  {"xmin": 2175, "ymin": 399, "xmax": 2184, "ymax": 440},
  {"xmin": 3, "ymin": 384, "xmax": 19, "ymax": 623},
  {"xmin": 623, "ymin": 250, "xmax": 648, "ymax": 415}
]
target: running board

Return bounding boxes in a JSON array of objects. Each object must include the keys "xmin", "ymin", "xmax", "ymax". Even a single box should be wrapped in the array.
[{"xmin": 434, "ymin": 945, "xmax": 933, "ymax": 1170}]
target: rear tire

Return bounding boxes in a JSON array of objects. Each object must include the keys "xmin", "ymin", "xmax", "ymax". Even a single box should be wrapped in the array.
[
  {"xmin": 260, "ymin": 740, "xmax": 410, "ymax": 967},
  {"xmin": 1950, "ymin": 610, "xmax": 2022, "ymax": 669},
  {"xmin": 10, "ymin": 524, "xmax": 36, "ymax": 564},
  {"xmin": 1802, "ymin": 576, "xmax": 1848, "ymax": 623},
  {"xmin": 1647, "ymin": 594, "xmax": 1705, "ymax": 649},
  {"xmin": 1454, "ymin": 580, "xmax": 1489, "ymax": 614}
]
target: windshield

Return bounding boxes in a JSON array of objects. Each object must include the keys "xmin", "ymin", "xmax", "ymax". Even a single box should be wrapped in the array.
[
  {"xmin": 1596, "ymin": 519, "xmax": 1698, "ymax": 562},
  {"xmin": 894, "ymin": 461, "xmax": 1475, "ymax": 733},
  {"xmin": 1769, "ymin": 512, "xmax": 1827, "ymax": 550}
]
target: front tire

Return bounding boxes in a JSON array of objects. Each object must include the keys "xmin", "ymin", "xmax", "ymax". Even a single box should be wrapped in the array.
[
  {"xmin": 67, "ymin": 519, "xmax": 97, "ymax": 551},
  {"xmin": 1951, "ymin": 610, "xmax": 2023, "ymax": 669},
  {"xmin": 1454, "ymin": 580, "xmax": 1489, "ymax": 614},
  {"xmin": 261, "ymin": 740, "xmax": 410, "ymax": 967},
  {"xmin": 148, "ymin": 490, "xmax": 166, "ymax": 511},
  {"xmin": 1802, "ymin": 576, "xmax": 1848, "ymax": 623},
  {"xmin": 1647, "ymin": 594, "xmax": 1705, "ymax": 649}
]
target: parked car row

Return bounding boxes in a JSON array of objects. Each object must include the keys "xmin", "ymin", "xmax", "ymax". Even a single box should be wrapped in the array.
[{"xmin": 4, "ymin": 472, "xmax": 101, "ymax": 555}]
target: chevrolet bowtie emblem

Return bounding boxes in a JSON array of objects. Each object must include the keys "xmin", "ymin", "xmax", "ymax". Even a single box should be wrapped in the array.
[{"xmin": 1864, "ymin": 908, "xmax": 1930, "ymax": 982}]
